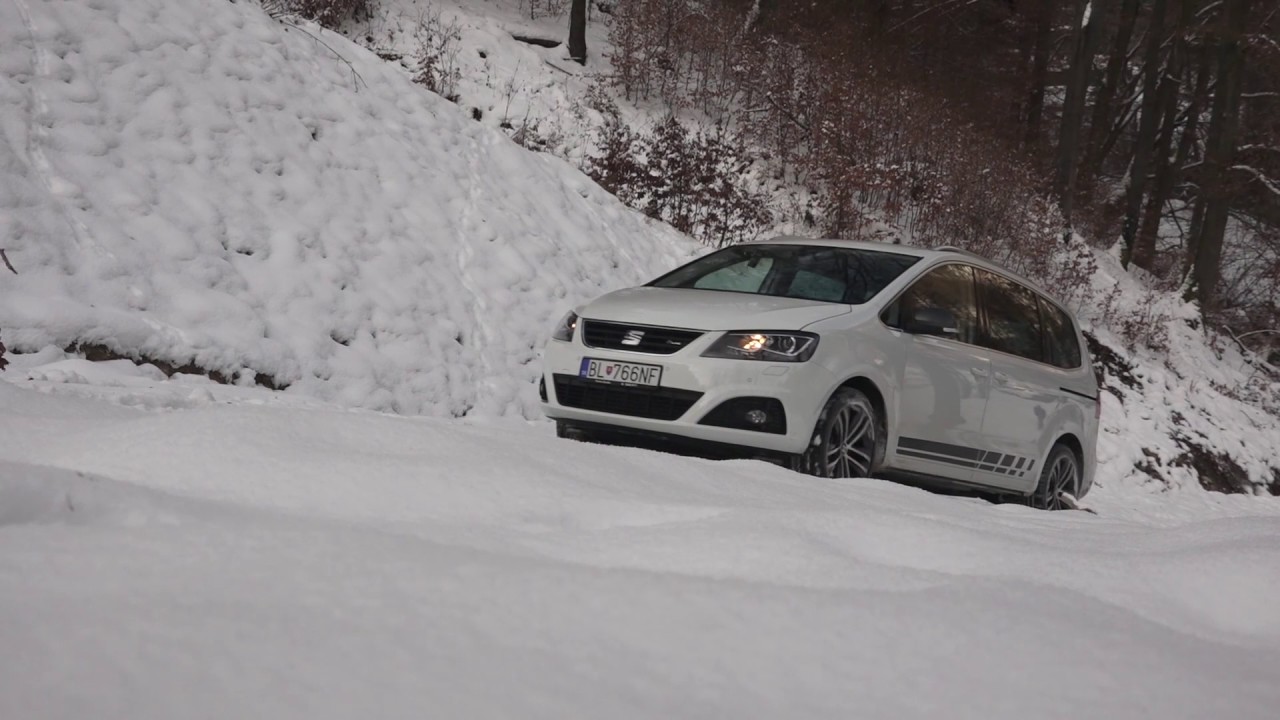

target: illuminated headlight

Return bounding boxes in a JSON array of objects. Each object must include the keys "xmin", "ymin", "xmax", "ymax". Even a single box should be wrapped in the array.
[
  {"xmin": 552, "ymin": 311, "xmax": 579, "ymax": 342},
  {"xmin": 702, "ymin": 331, "xmax": 819, "ymax": 362}
]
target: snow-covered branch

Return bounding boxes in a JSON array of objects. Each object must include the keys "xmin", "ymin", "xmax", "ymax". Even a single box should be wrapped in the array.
[
  {"xmin": 741, "ymin": 0, "xmax": 761, "ymax": 35},
  {"xmin": 1238, "ymin": 144, "xmax": 1280, "ymax": 156},
  {"xmin": 1231, "ymin": 165, "xmax": 1280, "ymax": 198}
]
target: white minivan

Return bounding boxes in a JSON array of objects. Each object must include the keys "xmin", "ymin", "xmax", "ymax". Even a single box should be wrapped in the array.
[{"xmin": 541, "ymin": 237, "xmax": 1099, "ymax": 510}]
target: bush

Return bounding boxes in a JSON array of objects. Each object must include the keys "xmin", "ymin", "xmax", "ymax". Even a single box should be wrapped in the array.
[
  {"xmin": 261, "ymin": 0, "xmax": 370, "ymax": 30},
  {"xmin": 586, "ymin": 113, "xmax": 771, "ymax": 247},
  {"xmin": 411, "ymin": 4, "xmax": 462, "ymax": 102}
]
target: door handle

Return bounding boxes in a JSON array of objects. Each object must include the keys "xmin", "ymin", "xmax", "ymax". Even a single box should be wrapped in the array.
[
  {"xmin": 993, "ymin": 371, "xmax": 1012, "ymax": 385},
  {"xmin": 970, "ymin": 366, "xmax": 988, "ymax": 378}
]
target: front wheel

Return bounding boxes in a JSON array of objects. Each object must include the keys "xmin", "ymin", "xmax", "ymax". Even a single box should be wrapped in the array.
[
  {"xmin": 1029, "ymin": 444, "xmax": 1080, "ymax": 510},
  {"xmin": 792, "ymin": 388, "xmax": 885, "ymax": 479}
]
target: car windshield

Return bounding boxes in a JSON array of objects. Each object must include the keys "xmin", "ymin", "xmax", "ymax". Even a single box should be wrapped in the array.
[{"xmin": 648, "ymin": 244, "xmax": 921, "ymax": 305}]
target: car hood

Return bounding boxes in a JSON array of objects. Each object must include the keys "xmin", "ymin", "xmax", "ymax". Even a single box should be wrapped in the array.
[{"xmin": 581, "ymin": 287, "xmax": 851, "ymax": 331}]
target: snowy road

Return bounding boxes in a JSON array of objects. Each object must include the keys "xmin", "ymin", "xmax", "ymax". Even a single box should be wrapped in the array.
[{"xmin": 3, "ymin": 368, "xmax": 1279, "ymax": 719}]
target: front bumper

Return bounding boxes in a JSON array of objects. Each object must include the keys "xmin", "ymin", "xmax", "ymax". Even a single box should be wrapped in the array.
[{"xmin": 540, "ymin": 329, "xmax": 837, "ymax": 455}]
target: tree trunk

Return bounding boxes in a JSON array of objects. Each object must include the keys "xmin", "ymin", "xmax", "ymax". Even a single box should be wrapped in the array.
[
  {"xmin": 1055, "ymin": 0, "xmax": 1107, "ymax": 234},
  {"xmin": 1082, "ymin": 0, "xmax": 1141, "ymax": 186},
  {"xmin": 1174, "ymin": 42, "xmax": 1212, "ymax": 173},
  {"xmin": 1120, "ymin": 0, "xmax": 1170, "ymax": 267},
  {"xmin": 1185, "ymin": 0, "xmax": 1251, "ymax": 314},
  {"xmin": 1132, "ymin": 0, "xmax": 1194, "ymax": 270},
  {"xmin": 569, "ymin": 0, "xmax": 587, "ymax": 65},
  {"xmin": 1024, "ymin": 0, "xmax": 1054, "ymax": 148}
]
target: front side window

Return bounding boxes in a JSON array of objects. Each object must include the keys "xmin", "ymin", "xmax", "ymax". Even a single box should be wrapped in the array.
[
  {"xmin": 885, "ymin": 264, "xmax": 978, "ymax": 344},
  {"xmin": 650, "ymin": 244, "xmax": 920, "ymax": 305},
  {"xmin": 977, "ymin": 270, "xmax": 1043, "ymax": 362},
  {"xmin": 1040, "ymin": 298, "xmax": 1083, "ymax": 369}
]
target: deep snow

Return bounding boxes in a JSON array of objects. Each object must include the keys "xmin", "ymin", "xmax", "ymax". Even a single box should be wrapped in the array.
[
  {"xmin": 3, "ymin": 368, "xmax": 1280, "ymax": 719},
  {"xmin": 1, "ymin": 1, "xmax": 1279, "ymax": 712},
  {"xmin": 2, "ymin": 0, "xmax": 1277, "ymax": 492},
  {"xmin": 348, "ymin": 0, "xmax": 1280, "ymax": 494},
  {"xmin": 0, "ymin": 0, "xmax": 695, "ymax": 417}
]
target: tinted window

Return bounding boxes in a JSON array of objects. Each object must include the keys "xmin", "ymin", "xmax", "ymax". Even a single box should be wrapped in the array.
[
  {"xmin": 977, "ymin": 270, "xmax": 1043, "ymax": 362},
  {"xmin": 651, "ymin": 244, "xmax": 920, "ymax": 305},
  {"xmin": 885, "ymin": 264, "xmax": 977, "ymax": 344},
  {"xmin": 1040, "ymin": 297, "xmax": 1083, "ymax": 369}
]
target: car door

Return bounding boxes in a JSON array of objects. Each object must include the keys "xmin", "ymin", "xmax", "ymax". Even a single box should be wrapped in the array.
[
  {"xmin": 971, "ymin": 270, "xmax": 1061, "ymax": 491},
  {"xmin": 882, "ymin": 263, "xmax": 992, "ymax": 483}
]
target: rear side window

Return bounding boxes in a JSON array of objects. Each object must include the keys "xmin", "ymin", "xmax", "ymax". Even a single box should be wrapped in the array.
[
  {"xmin": 977, "ymin": 270, "xmax": 1043, "ymax": 362},
  {"xmin": 1040, "ymin": 298, "xmax": 1083, "ymax": 369},
  {"xmin": 885, "ymin": 263, "xmax": 978, "ymax": 344}
]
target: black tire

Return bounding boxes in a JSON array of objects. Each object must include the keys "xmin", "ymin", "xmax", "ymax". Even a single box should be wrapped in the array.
[
  {"xmin": 1030, "ymin": 444, "xmax": 1081, "ymax": 510},
  {"xmin": 792, "ymin": 388, "xmax": 885, "ymax": 479}
]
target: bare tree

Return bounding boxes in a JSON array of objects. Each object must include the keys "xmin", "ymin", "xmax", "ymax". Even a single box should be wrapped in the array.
[
  {"xmin": 1185, "ymin": 0, "xmax": 1253, "ymax": 314},
  {"xmin": 569, "ymin": 0, "xmax": 587, "ymax": 64},
  {"xmin": 1056, "ymin": 0, "xmax": 1108, "ymax": 236}
]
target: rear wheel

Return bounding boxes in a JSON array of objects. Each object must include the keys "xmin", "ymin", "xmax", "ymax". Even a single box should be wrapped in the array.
[
  {"xmin": 1030, "ymin": 444, "xmax": 1080, "ymax": 510},
  {"xmin": 793, "ymin": 388, "xmax": 885, "ymax": 479}
]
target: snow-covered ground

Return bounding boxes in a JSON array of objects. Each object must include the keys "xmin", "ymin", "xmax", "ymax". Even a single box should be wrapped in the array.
[
  {"xmin": 4, "ymin": 365, "xmax": 1280, "ymax": 719},
  {"xmin": 0, "ymin": 0, "xmax": 694, "ymax": 418},
  {"xmin": 2, "ymin": 2, "xmax": 1280, "ymax": 713},
  {"xmin": 3, "ymin": 0, "xmax": 1277, "ymax": 491}
]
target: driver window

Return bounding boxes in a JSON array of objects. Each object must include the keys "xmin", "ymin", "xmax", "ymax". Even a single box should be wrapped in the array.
[{"xmin": 887, "ymin": 264, "xmax": 977, "ymax": 344}]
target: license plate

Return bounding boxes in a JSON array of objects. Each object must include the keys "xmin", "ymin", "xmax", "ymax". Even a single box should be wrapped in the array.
[{"xmin": 578, "ymin": 358, "xmax": 663, "ymax": 387}]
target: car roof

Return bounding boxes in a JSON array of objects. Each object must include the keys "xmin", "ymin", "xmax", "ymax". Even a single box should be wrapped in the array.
[{"xmin": 746, "ymin": 235, "xmax": 1066, "ymax": 312}]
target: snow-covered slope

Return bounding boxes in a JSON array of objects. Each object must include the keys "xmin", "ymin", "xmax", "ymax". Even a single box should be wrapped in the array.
[
  {"xmin": 3, "ymin": 375, "xmax": 1280, "ymax": 719},
  {"xmin": 342, "ymin": 0, "xmax": 1280, "ymax": 494},
  {"xmin": 0, "ymin": 0, "xmax": 694, "ymax": 417}
]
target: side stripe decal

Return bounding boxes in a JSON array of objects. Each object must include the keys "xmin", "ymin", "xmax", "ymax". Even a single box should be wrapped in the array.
[{"xmin": 897, "ymin": 437, "xmax": 1034, "ymax": 478}]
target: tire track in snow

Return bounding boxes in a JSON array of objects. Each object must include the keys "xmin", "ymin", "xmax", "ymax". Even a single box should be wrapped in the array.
[
  {"xmin": 10, "ymin": 0, "xmax": 115, "ymax": 263},
  {"xmin": 453, "ymin": 132, "xmax": 497, "ymax": 414}
]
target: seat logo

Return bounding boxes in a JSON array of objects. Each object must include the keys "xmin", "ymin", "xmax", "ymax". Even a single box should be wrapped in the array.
[{"xmin": 621, "ymin": 330, "xmax": 645, "ymax": 346}]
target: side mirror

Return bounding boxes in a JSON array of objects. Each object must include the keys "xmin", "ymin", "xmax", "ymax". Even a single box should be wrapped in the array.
[{"xmin": 908, "ymin": 307, "xmax": 959, "ymax": 338}]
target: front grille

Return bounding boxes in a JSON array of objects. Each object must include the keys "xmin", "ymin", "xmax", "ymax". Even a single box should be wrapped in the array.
[
  {"xmin": 552, "ymin": 374, "xmax": 703, "ymax": 421},
  {"xmin": 582, "ymin": 320, "xmax": 703, "ymax": 355}
]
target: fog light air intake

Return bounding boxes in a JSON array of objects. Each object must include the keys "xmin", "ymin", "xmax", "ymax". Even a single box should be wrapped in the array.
[{"xmin": 698, "ymin": 397, "xmax": 787, "ymax": 435}]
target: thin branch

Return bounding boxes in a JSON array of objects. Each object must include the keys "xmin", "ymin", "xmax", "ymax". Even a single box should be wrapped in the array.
[
  {"xmin": 762, "ymin": 92, "xmax": 811, "ymax": 133},
  {"xmin": 276, "ymin": 17, "xmax": 367, "ymax": 91},
  {"xmin": 887, "ymin": 0, "xmax": 978, "ymax": 34},
  {"xmin": 1231, "ymin": 164, "xmax": 1280, "ymax": 197},
  {"xmin": 1239, "ymin": 144, "xmax": 1280, "ymax": 155},
  {"xmin": 1195, "ymin": 1, "xmax": 1224, "ymax": 20}
]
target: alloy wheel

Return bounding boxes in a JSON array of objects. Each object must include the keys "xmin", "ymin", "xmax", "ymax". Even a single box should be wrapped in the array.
[
  {"xmin": 1040, "ymin": 452, "xmax": 1079, "ymax": 510},
  {"xmin": 825, "ymin": 404, "xmax": 875, "ymax": 478}
]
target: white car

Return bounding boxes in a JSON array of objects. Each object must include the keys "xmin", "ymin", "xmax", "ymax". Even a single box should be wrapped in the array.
[{"xmin": 540, "ymin": 237, "xmax": 1099, "ymax": 509}]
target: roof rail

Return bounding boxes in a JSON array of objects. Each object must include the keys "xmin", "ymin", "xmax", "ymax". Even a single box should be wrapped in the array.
[{"xmin": 934, "ymin": 246, "xmax": 986, "ymax": 259}]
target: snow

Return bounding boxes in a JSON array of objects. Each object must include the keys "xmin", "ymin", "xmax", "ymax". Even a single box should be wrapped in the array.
[
  {"xmin": 3, "ymin": 1, "xmax": 1280, "ymax": 714},
  {"xmin": 0, "ymin": 0, "xmax": 695, "ymax": 418},
  {"xmin": 3, "ymin": 375, "xmax": 1280, "ymax": 719}
]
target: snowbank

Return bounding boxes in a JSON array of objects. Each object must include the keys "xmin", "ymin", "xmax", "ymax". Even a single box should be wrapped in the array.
[
  {"xmin": 2, "ymin": 379, "xmax": 1279, "ymax": 719},
  {"xmin": 0, "ymin": 0, "xmax": 695, "ymax": 417}
]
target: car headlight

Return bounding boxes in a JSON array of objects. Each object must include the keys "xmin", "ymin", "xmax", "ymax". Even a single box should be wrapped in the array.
[
  {"xmin": 701, "ymin": 331, "xmax": 819, "ymax": 362},
  {"xmin": 552, "ymin": 310, "xmax": 579, "ymax": 342}
]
